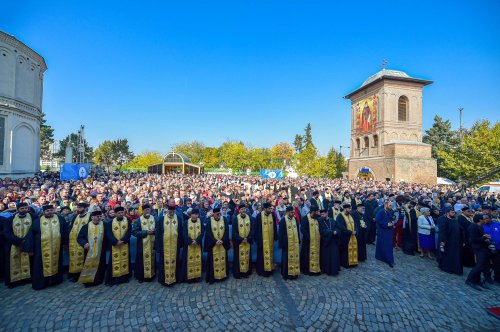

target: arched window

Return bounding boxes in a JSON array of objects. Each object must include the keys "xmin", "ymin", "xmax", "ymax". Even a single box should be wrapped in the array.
[
  {"xmin": 356, "ymin": 138, "xmax": 360, "ymax": 150},
  {"xmin": 373, "ymin": 134, "xmax": 378, "ymax": 147},
  {"xmin": 364, "ymin": 136, "xmax": 369, "ymax": 148},
  {"xmin": 398, "ymin": 96, "xmax": 409, "ymax": 122}
]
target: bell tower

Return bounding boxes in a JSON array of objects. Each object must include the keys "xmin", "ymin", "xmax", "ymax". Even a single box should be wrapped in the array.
[{"xmin": 344, "ymin": 69, "xmax": 437, "ymax": 184}]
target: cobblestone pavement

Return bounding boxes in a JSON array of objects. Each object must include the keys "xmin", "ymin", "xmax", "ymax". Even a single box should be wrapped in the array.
[{"xmin": 1, "ymin": 245, "xmax": 499, "ymax": 332}]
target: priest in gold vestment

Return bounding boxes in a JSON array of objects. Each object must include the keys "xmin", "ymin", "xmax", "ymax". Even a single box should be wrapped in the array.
[
  {"xmin": 300, "ymin": 206, "xmax": 321, "ymax": 276},
  {"xmin": 231, "ymin": 204, "xmax": 254, "ymax": 279},
  {"xmin": 68, "ymin": 202, "xmax": 90, "ymax": 282},
  {"xmin": 24, "ymin": 205, "xmax": 67, "ymax": 290},
  {"xmin": 4, "ymin": 202, "xmax": 34, "ymax": 288},
  {"xmin": 335, "ymin": 204, "xmax": 358, "ymax": 268},
  {"xmin": 77, "ymin": 210, "xmax": 107, "ymax": 287},
  {"xmin": 105, "ymin": 206, "xmax": 132, "ymax": 286},
  {"xmin": 204, "ymin": 207, "xmax": 230, "ymax": 284},
  {"xmin": 279, "ymin": 207, "xmax": 300, "ymax": 280},
  {"xmin": 133, "ymin": 204, "xmax": 157, "ymax": 282},
  {"xmin": 181, "ymin": 208, "xmax": 204, "ymax": 283},
  {"xmin": 155, "ymin": 205, "xmax": 182, "ymax": 286}
]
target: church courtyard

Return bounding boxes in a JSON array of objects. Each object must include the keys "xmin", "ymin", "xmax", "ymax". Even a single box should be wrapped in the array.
[{"xmin": 1, "ymin": 245, "xmax": 499, "ymax": 331}]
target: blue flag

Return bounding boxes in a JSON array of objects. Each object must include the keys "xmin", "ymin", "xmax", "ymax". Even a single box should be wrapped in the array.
[
  {"xmin": 260, "ymin": 169, "xmax": 283, "ymax": 179},
  {"xmin": 60, "ymin": 164, "xmax": 90, "ymax": 181}
]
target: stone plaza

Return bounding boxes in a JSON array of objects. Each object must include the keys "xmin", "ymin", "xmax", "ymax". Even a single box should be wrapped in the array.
[{"xmin": 1, "ymin": 245, "xmax": 499, "ymax": 331}]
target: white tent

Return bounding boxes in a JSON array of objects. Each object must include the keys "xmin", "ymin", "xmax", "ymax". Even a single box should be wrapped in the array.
[{"xmin": 437, "ymin": 177, "xmax": 456, "ymax": 185}]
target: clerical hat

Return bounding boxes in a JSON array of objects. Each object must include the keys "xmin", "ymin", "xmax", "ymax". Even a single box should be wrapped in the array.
[
  {"xmin": 213, "ymin": 207, "xmax": 221, "ymax": 213},
  {"xmin": 286, "ymin": 206, "xmax": 294, "ymax": 212},
  {"xmin": 342, "ymin": 203, "xmax": 351, "ymax": 209},
  {"xmin": 142, "ymin": 204, "xmax": 151, "ymax": 210},
  {"xmin": 17, "ymin": 202, "xmax": 28, "ymax": 209},
  {"xmin": 114, "ymin": 206, "xmax": 125, "ymax": 213},
  {"xmin": 191, "ymin": 208, "xmax": 200, "ymax": 215},
  {"xmin": 167, "ymin": 205, "xmax": 176, "ymax": 211},
  {"xmin": 263, "ymin": 202, "xmax": 272, "ymax": 209},
  {"xmin": 310, "ymin": 206, "xmax": 318, "ymax": 212},
  {"xmin": 91, "ymin": 210, "xmax": 103, "ymax": 217},
  {"xmin": 77, "ymin": 202, "xmax": 89, "ymax": 208},
  {"xmin": 42, "ymin": 205, "xmax": 54, "ymax": 211}
]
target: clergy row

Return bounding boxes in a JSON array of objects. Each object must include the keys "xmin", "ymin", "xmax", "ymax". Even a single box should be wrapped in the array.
[{"xmin": 4, "ymin": 201, "xmax": 368, "ymax": 289}]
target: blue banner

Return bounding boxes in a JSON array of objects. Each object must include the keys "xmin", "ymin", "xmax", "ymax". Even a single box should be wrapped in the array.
[
  {"xmin": 60, "ymin": 163, "xmax": 90, "ymax": 181},
  {"xmin": 260, "ymin": 169, "xmax": 283, "ymax": 179}
]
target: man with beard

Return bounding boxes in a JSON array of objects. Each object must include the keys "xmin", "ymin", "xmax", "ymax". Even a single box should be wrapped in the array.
[
  {"xmin": 24, "ymin": 205, "xmax": 66, "ymax": 290},
  {"xmin": 204, "ymin": 208, "xmax": 230, "ymax": 284},
  {"xmin": 328, "ymin": 200, "xmax": 342, "ymax": 222},
  {"xmin": 352, "ymin": 203, "xmax": 368, "ymax": 262},
  {"xmin": 279, "ymin": 206, "xmax": 300, "ymax": 280},
  {"xmin": 77, "ymin": 210, "xmax": 107, "ymax": 287},
  {"xmin": 181, "ymin": 208, "xmax": 203, "ymax": 283},
  {"xmin": 68, "ymin": 202, "xmax": 91, "ymax": 282},
  {"xmin": 232, "ymin": 204, "xmax": 254, "ymax": 279},
  {"xmin": 336, "ymin": 204, "xmax": 358, "ymax": 268},
  {"xmin": 4, "ymin": 202, "xmax": 34, "ymax": 288},
  {"xmin": 105, "ymin": 206, "xmax": 132, "ymax": 286},
  {"xmin": 133, "ymin": 204, "xmax": 157, "ymax": 282},
  {"xmin": 375, "ymin": 200, "xmax": 395, "ymax": 267},
  {"xmin": 402, "ymin": 201, "xmax": 419, "ymax": 256},
  {"xmin": 438, "ymin": 207, "xmax": 463, "ymax": 275},
  {"xmin": 254, "ymin": 202, "xmax": 278, "ymax": 277},
  {"xmin": 318, "ymin": 209, "xmax": 340, "ymax": 276},
  {"xmin": 300, "ymin": 206, "xmax": 321, "ymax": 275},
  {"xmin": 458, "ymin": 206, "xmax": 475, "ymax": 267},
  {"xmin": 155, "ymin": 205, "xmax": 182, "ymax": 286}
]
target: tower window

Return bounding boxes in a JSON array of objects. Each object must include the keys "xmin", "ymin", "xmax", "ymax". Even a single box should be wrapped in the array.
[
  {"xmin": 398, "ymin": 96, "xmax": 409, "ymax": 122},
  {"xmin": 364, "ymin": 136, "xmax": 369, "ymax": 148},
  {"xmin": 373, "ymin": 135, "xmax": 378, "ymax": 147}
]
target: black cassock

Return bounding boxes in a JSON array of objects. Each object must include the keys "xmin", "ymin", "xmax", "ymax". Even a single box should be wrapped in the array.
[
  {"xmin": 458, "ymin": 215, "xmax": 475, "ymax": 267},
  {"xmin": 300, "ymin": 216, "xmax": 321, "ymax": 275},
  {"xmin": 278, "ymin": 217, "xmax": 300, "ymax": 280},
  {"xmin": 352, "ymin": 210, "xmax": 367, "ymax": 262},
  {"xmin": 438, "ymin": 216, "xmax": 464, "ymax": 275},
  {"xmin": 77, "ymin": 223, "xmax": 107, "ymax": 287},
  {"xmin": 364, "ymin": 200, "xmax": 378, "ymax": 244},
  {"xmin": 402, "ymin": 208, "xmax": 418, "ymax": 255},
  {"xmin": 23, "ymin": 215, "xmax": 67, "ymax": 290},
  {"xmin": 3, "ymin": 213, "xmax": 34, "ymax": 287},
  {"xmin": 254, "ymin": 212, "xmax": 278, "ymax": 277},
  {"xmin": 155, "ymin": 216, "xmax": 183, "ymax": 286},
  {"xmin": 318, "ymin": 217, "xmax": 340, "ymax": 276},
  {"xmin": 204, "ymin": 217, "xmax": 230, "ymax": 284},
  {"xmin": 335, "ymin": 213, "xmax": 353, "ymax": 269},
  {"xmin": 104, "ymin": 219, "xmax": 132, "ymax": 286},
  {"xmin": 231, "ymin": 215, "xmax": 254, "ymax": 279}
]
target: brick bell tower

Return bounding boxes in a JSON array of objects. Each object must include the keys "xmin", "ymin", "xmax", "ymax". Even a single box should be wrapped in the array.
[{"xmin": 344, "ymin": 68, "xmax": 437, "ymax": 184}]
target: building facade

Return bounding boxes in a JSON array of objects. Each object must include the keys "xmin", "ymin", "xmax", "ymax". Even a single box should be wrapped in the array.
[
  {"xmin": 148, "ymin": 152, "xmax": 203, "ymax": 175},
  {"xmin": 0, "ymin": 31, "xmax": 47, "ymax": 178},
  {"xmin": 344, "ymin": 69, "xmax": 437, "ymax": 184}
]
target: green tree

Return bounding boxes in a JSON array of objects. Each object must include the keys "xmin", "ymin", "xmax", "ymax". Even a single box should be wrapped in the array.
[
  {"xmin": 423, "ymin": 115, "xmax": 459, "ymax": 178},
  {"xmin": 318, "ymin": 147, "xmax": 346, "ymax": 178},
  {"xmin": 219, "ymin": 141, "xmax": 249, "ymax": 171},
  {"xmin": 40, "ymin": 112, "xmax": 54, "ymax": 160},
  {"xmin": 270, "ymin": 142, "xmax": 294, "ymax": 168},
  {"xmin": 303, "ymin": 123, "xmax": 314, "ymax": 147},
  {"xmin": 249, "ymin": 147, "xmax": 271, "ymax": 171},
  {"xmin": 125, "ymin": 151, "xmax": 163, "ymax": 171},
  {"xmin": 201, "ymin": 147, "xmax": 220, "ymax": 168},
  {"xmin": 93, "ymin": 140, "xmax": 114, "ymax": 171},
  {"xmin": 295, "ymin": 144, "xmax": 319, "ymax": 177},
  {"xmin": 172, "ymin": 141, "xmax": 206, "ymax": 164},
  {"xmin": 293, "ymin": 134, "xmax": 304, "ymax": 153},
  {"xmin": 438, "ymin": 120, "xmax": 500, "ymax": 182},
  {"xmin": 54, "ymin": 133, "xmax": 93, "ymax": 162}
]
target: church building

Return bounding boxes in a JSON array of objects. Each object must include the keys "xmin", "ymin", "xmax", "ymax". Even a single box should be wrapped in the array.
[{"xmin": 344, "ymin": 69, "xmax": 437, "ymax": 184}]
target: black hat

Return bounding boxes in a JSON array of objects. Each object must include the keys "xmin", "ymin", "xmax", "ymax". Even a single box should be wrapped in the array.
[
  {"xmin": 263, "ymin": 202, "xmax": 272, "ymax": 209},
  {"xmin": 77, "ymin": 202, "xmax": 89, "ymax": 208},
  {"xmin": 191, "ymin": 208, "xmax": 200, "ymax": 215},
  {"xmin": 357, "ymin": 203, "xmax": 365, "ymax": 208},
  {"xmin": 42, "ymin": 205, "xmax": 54, "ymax": 211},
  {"xmin": 114, "ymin": 206, "xmax": 125, "ymax": 213},
  {"xmin": 167, "ymin": 205, "xmax": 176, "ymax": 211},
  {"xmin": 319, "ymin": 209, "xmax": 327, "ymax": 213},
  {"xmin": 408, "ymin": 201, "xmax": 416, "ymax": 207},
  {"xmin": 91, "ymin": 210, "xmax": 103, "ymax": 217},
  {"xmin": 213, "ymin": 207, "xmax": 221, "ymax": 213},
  {"xmin": 17, "ymin": 202, "xmax": 28, "ymax": 209},
  {"xmin": 334, "ymin": 200, "xmax": 341, "ymax": 204},
  {"xmin": 310, "ymin": 206, "xmax": 318, "ymax": 212},
  {"xmin": 312, "ymin": 191, "xmax": 319, "ymax": 196},
  {"xmin": 286, "ymin": 206, "xmax": 294, "ymax": 212},
  {"xmin": 239, "ymin": 204, "xmax": 246, "ymax": 209},
  {"xmin": 342, "ymin": 203, "xmax": 351, "ymax": 209},
  {"xmin": 461, "ymin": 206, "xmax": 470, "ymax": 212},
  {"xmin": 60, "ymin": 206, "xmax": 71, "ymax": 212},
  {"xmin": 142, "ymin": 204, "xmax": 151, "ymax": 210}
]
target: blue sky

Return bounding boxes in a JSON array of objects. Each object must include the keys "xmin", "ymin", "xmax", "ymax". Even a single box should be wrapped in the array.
[{"xmin": 2, "ymin": 1, "xmax": 499, "ymax": 155}]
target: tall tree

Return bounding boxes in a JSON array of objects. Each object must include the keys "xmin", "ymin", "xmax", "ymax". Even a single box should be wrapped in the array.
[
  {"xmin": 219, "ymin": 141, "xmax": 249, "ymax": 171},
  {"xmin": 295, "ymin": 144, "xmax": 319, "ymax": 177},
  {"xmin": 54, "ymin": 133, "xmax": 93, "ymax": 163},
  {"xmin": 303, "ymin": 123, "xmax": 314, "ymax": 147},
  {"xmin": 438, "ymin": 120, "xmax": 500, "ymax": 182},
  {"xmin": 39, "ymin": 112, "xmax": 54, "ymax": 161},
  {"xmin": 172, "ymin": 141, "xmax": 206, "ymax": 164},
  {"xmin": 201, "ymin": 147, "xmax": 220, "ymax": 168},
  {"xmin": 249, "ymin": 147, "xmax": 272, "ymax": 171},
  {"xmin": 111, "ymin": 139, "xmax": 134, "ymax": 171},
  {"xmin": 270, "ymin": 142, "xmax": 294, "ymax": 168},
  {"xmin": 293, "ymin": 134, "xmax": 304, "ymax": 153},
  {"xmin": 93, "ymin": 140, "xmax": 114, "ymax": 171},
  {"xmin": 423, "ymin": 116, "xmax": 458, "ymax": 159}
]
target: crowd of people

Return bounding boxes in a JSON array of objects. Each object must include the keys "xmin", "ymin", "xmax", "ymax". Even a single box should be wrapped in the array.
[{"xmin": 0, "ymin": 172, "xmax": 498, "ymax": 291}]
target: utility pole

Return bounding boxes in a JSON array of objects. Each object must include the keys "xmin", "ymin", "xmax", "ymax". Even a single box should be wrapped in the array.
[{"xmin": 458, "ymin": 107, "xmax": 465, "ymax": 195}]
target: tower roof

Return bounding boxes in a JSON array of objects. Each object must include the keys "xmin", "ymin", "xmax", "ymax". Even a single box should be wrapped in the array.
[{"xmin": 344, "ymin": 69, "xmax": 432, "ymax": 99}]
